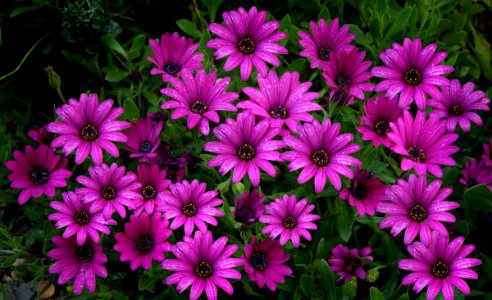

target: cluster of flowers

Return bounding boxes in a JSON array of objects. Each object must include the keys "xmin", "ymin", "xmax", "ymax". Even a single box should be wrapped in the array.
[{"xmin": 6, "ymin": 5, "xmax": 490, "ymax": 300}]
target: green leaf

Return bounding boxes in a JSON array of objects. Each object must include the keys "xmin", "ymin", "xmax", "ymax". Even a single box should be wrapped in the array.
[
  {"xmin": 318, "ymin": 7, "xmax": 331, "ymax": 21},
  {"xmin": 138, "ymin": 276, "xmax": 160, "ymax": 293},
  {"xmin": 463, "ymin": 184, "xmax": 492, "ymax": 211},
  {"xmin": 130, "ymin": 34, "xmax": 146, "ymax": 52},
  {"xmin": 123, "ymin": 99, "xmax": 140, "ymax": 121},
  {"xmin": 471, "ymin": 25, "xmax": 492, "ymax": 81},
  {"xmin": 336, "ymin": 200, "xmax": 353, "ymax": 242},
  {"xmin": 231, "ymin": 182, "xmax": 244, "ymax": 196},
  {"xmin": 300, "ymin": 274, "xmax": 316, "ymax": 297},
  {"xmin": 384, "ymin": 6, "xmax": 413, "ymax": 39},
  {"xmin": 176, "ymin": 19, "xmax": 202, "ymax": 39},
  {"xmin": 370, "ymin": 287, "xmax": 385, "ymax": 300},
  {"xmin": 287, "ymin": 58, "xmax": 306, "ymax": 72},
  {"xmin": 319, "ymin": 260, "xmax": 336, "ymax": 299},
  {"xmin": 480, "ymin": 254, "xmax": 492, "ymax": 281},
  {"xmin": 381, "ymin": 233, "xmax": 401, "ymax": 263},
  {"xmin": 201, "ymin": 0, "xmax": 224, "ymax": 22},
  {"xmin": 101, "ymin": 35, "xmax": 129, "ymax": 61},
  {"xmin": 61, "ymin": 50, "xmax": 99, "ymax": 75},
  {"xmin": 105, "ymin": 70, "xmax": 128, "ymax": 82},
  {"xmin": 10, "ymin": 5, "xmax": 43, "ymax": 17}
]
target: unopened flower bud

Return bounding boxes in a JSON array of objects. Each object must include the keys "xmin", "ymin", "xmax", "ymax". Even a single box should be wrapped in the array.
[
  {"xmin": 44, "ymin": 65, "xmax": 62, "ymax": 90},
  {"xmin": 342, "ymin": 277, "xmax": 358, "ymax": 299},
  {"xmin": 367, "ymin": 268, "xmax": 379, "ymax": 283}
]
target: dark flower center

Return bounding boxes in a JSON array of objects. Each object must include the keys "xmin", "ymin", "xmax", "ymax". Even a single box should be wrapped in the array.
[
  {"xmin": 283, "ymin": 216, "xmax": 297, "ymax": 229},
  {"xmin": 251, "ymin": 252, "xmax": 268, "ymax": 270},
  {"xmin": 335, "ymin": 73, "xmax": 351, "ymax": 87},
  {"xmin": 190, "ymin": 100, "xmax": 208, "ymax": 114},
  {"xmin": 81, "ymin": 124, "xmax": 99, "ymax": 142},
  {"xmin": 30, "ymin": 168, "xmax": 49, "ymax": 184},
  {"xmin": 100, "ymin": 186, "xmax": 116, "ymax": 200},
  {"xmin": 136, "ymin": 235, "xmax": 154, "ymax": 253},
  {"xmin": 141, "ymin": 185, "xmax": 157, "ymax": 200},
  {"xmin": 237, "ymin": 206, "xmax": 254, "ymax": 223},
  {"xmin": 76, "ymin": 245, "xmax": 94, "ymax": 262},
  {"xmin": 195, "ymin": 261, "xmax": 213, "ymax": 278},
  {"xmin": 139, "ymin": 141, "xmax": 153, "ymax": 153},
  {"xmin": 431, "ymin": 260, "xmax": 450, "ymax": 278},
  {"xmin": 404, "ymin": 68, "xmax": 422, "ymax": 86},
  {"xmin": 350, "ymin": 182, "xmax": 366, "ymax": 199},
  {"xmin": 467, "ymin": 179, "xmax": 477, "ymax": 187},
  {"xmin": 312, "ymin": 149, "xmax": 330, "ymax": 167},
  {"xmin": 448, "ymin": 104, "xmax": 464, "ymax": 116},
  {"xmin": 409, "ymin": 204, "xmax": 427, "ymax": 222},
  {"xmin": 270, "ymin": 106, "xmax": 287, "ymax": 119},
  {"xmin": 407, "ymin": 146, "xmax": 426, "ymax": 163},
  {"xmin": 182, "ymin": 202, "xmax": 197, "ymax": 217},
  {"xmin": 374, "ymin": 120, "xmax": 390, "ymax": 135},
  {"xmin": 164, "ymin": 63, "xmax": 181, "ymax": 76},
  {"xmin": 74, "ymin": 211, "xmax": 90, "ymax": 226},
  {"xmin": 346, "ymin": 257, "xmax": 360, "ymax": 272},
  {"xmin": 237, "ymin": 37, "xmax": 255, "ymax": 55},
  {"xmin": 237, "ymin": 144, "xmax": 255, "ymax": 161},
  {"xmin": 318, "ymin": 47, "xmax": 331, "ymax": 60}
]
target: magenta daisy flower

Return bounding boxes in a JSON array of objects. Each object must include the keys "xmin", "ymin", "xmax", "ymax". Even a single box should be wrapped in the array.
[
  {"xmin": 48, "ymin": 236, "xmax": 107, "ymax": 295},
  {"xmin": 162, "ymin": 230, "xmax": 243, "ymax": 300},
  {"xmin": 47, "ymin": 93, "xmax": 130, "ymax": 165},
  {"xmin": 6, "ymin": 145, "xmax": 72, "ymax": 205},
  {"xmin": 459, "ymin": 158, "xmax": 492, "ymax": 190},
  {"xmin": 157, "ymin": 179, "xmax": 224, "ymax": 236},
  {"xmin": 429, "ymin": 79, "xmax": 490, "ymax": 132},
  {"xmin": 207, "ymin": 6, "xmax": 288, "ymax": 81},
  {"xmin": 233, "ymin": 189, "xmax": 265, "ymax": 224},
  {"xmin": 259, "ymin": 194, "xmax": 320, "ymax": 248},
  {"xmin": 204, "ymin": 112, "xmax": 284, "ymax": 186},
  {"xmin": 327, "ymin": 244, "xmax": 373, "ymax": 282},
  {"xmin": 322, "ymin": 46, "xmax": 373, "ymax": 104},
  {"xmin": 372, "ymin": 38, "xmax": 454, "ymax": 110},
  {"xmin": 48, "ymin": 191, "xmax": 116, "ymax": 245},
  {"xmin": 377, "ymin": 174, "xmax": 459, "ymax": 245},
  {"xmin": 387, "ymin": 111, "xmax": 459, "ymax": 177},
  {"xmin": 160, "ymin": 69, "xmax": 238, "ymax": 136},
  {"xmin": 242, "ymin": 236, "xmax": 292, "ymax": 291},
  {"xmin": 237, "ymin": 70, "xmax": 321, "ymax": 132},
  {"xmin": 340, "ymin": 168, "xmax": 387, "ymax": 217},
  {"xmin": 147, "ymin": 32, "xmax": 204, "ymax": 82},
  {"xmin": 76, "ymin": 163, "xmax": 142, "ymax": 220},
  {"xmin": 123, "ymin": 116, "xmax": 163, "ymax": 162},
  {"xmin": 27, "ymin": 124, "xmax": 53, "ymax": 146},
  {"xmin": 133, "ymin": 164, "xmax": 171, "ymax": 216},
  {"xmin": 298, "ymin": 18, "xmax": 355, "ymax": 70},
  {"xmin": 114, "ymin": 212, "xmax": 172, "ymax": 270},
  {"xmin": 281, "ymin": 119, "xmax": 361, "ymax": 193},
  {"xmin": 398, "ymin": 232, "xmax": 482, "ymax": 300},
  {"xmin": 357, "ymin": 95, "xmax": 403, "ymax": 148},
  {"xmin": 483, "ymin": 138, "xmax": 492, "ymax": 168}
]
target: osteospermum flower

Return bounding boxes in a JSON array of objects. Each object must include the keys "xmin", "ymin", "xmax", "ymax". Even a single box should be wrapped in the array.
[
  {"xmin": 48, "ymin": 192, "xmax": 116, "ymax": 245},
  {"xmin": 387, "ymin": 111, "xmax": 459, "ymax": 177},
  {"xmin": 281, "ymin": 119, "xmax": 361, "ymax": 193},
  {"xmin": 114, "ymin": 212, "xmax": 172, "ymax": 270},
  {"xmin": 147, "ymin": 32, "xmax": 204, "ymax": 82},
  {"xmin": 483, "ymin": 138, "xmax": 492, "ymax": 167},
  {"xmin": 242, "ymin": 236, "xmax": 293, "ymax": 291},
  {"xmin": 322, "ymin": 46, "xmax": 373, "ymax": 104},
  {"xmin": 48, "ymin": 236, "xmax": 107, "ymax": 295},
  {"xmin": 377, "ymin": 174, "xmax": 459, "ymax": 245},
  {"xmin": 27, "ymin": 124, "xmax": 53, "ymax": 146},
  {"xmin": 204, "ymin": 112, "xmax": 284, "ymax": 186},
  {"xmin": 76, "ymin": 163, "xmax": 142, "ymax": 220},
  {"xmin": 357, "ymin": 95, "xmax": 403, "ymax": 148},
  {"xmin": 327, "ymin": 244, "xmax": 373, "ymax": 282},
  {"xmin": 259, "ymin": 194, "xmax": 320, "ymax": 247},
  {"xmin": 459, "ymin": 158, "xmax": 492, "ymax": 190},
  {"xmin": 298, "ymin": 18, "xmax": 355, "ymax": 70},
  {"xmin": 162, "ymin": 230, "xmax": 243, "ymax": 300},
  {"xmin": 238, "ymin": 70, "xmax": 321, "ymax": 132},
  {"xmin": 133, "ymin": 164, "xmax": 171, "ymax": 216},
  {"xmin": 233, "ymin": 189, "xmax": 265, "ymax": 224},
  {"xmin": 124, "ymin": 116, "xmax": 163, "ymax": 162},
  {"xmin": 398, "ymin": 232, "xmax": 482, "ymax": 300},
  {"xmin": 207, "ymin": 6, "xmax": 288, "ymax": 81},
  {"xmin": 6, "ymin": 145, "xmax": 72, "ymax": 205},
  {"xmin": 372, "ymin": 38, "xmax": 454, "ymax": 110},
  {"xmin": 47, "ymin": 93, "xmax": 130, "ymax": 165},
  {"xmin": 160, "ymin": 69, "xmax": 238, "ymax": 136},
  {"xmin": 429, "ymin": 79, "xmax": 490, "ymax": 132},
  {"xmin": 157, "ymin": 179, "xmax": 224, "ymax": 236}
]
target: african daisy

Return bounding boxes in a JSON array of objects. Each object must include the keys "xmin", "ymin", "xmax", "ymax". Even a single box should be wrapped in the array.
[
  {"xmin": 328, "ymin": 244, "xmax": 373, "ymax": 282},
  {"xmin": 124, "ymin": 116, "xmax": 163, "ymax": 162},
  {"xmin": 133, "ymin": 164, "xmax": 171, "ymax": 216},
  {"xmin": 233, "ymin": 189, "xmax": 265, "ymax": 224}
]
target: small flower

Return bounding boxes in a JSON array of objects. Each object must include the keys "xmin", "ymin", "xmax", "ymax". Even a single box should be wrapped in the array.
[
  {"xmin": 124, "ymin": 116, "xmax": 163, "ymax": 162},
  {"xmin": 281, "ymin": 119, "xmax": 361, "ymax": 193},
  {"xmin": 260, "ymin": 194, "xmax": 320, "ymax": 247},
  {"xmin": 242, "ymin": 236, "xmax": 292, "ymax": 291},
  {"xmin": 298, "ymin": 18, "xmax": 355, "ymax": 70},
  {"xmin": 147, "ymin": 111, "xmax": 169, "ymax": 128},
  {"xmin": 238, "ymin": 70, "xmax": 321, "ymax": 132},
  {"xmin": 157, "ymin": 179, "xmax": 224, "ymax": 236},
  {"xmin": 147, "ymin": 32, "xmax": 204, "ymax": 82},
  {"xmin": 162, "ymin": 230, "xmax": 243, "ymax": 300},
  {"xmin": 27, "ymin": 124, "xmax": 53, "ymax": 146},
  {"xmin": 6, "ymin": 145, "xmax": 72, "ymax": 205},
  {"xmin": 483, "ymin": 138, "xmax": 492, "ymax": 168},
  {"xmin": 398, "ymin": 232, "xmax": 482, "ymax": 300},
  {"xmin": 114, "ymin": 212, "xmax": 172, "ymax": 270},
  {"xmin": 47, "ymin": 93, "xmax": 130, "ymax": 165},
  {"xmin": 207, "ymin": 6, "xmax": 288, "ymax": 81},
  {"xmin": 48, "ymin": 236, "xmax": 107, "ymax": 295},
  {"xmin": 133, "ymin": 164, "xmax": 171, "ymax": 215},
  {"xmin": 160, "ymin": 69, "xmax": 238, "ymax": 136},
  {"xmin": 377, "ymin": 174, "xmax": 459, "ymax": 245},
  {"xmin": 459, "ymin": 158, "xmax": 492, "ymax": 190},
  {"xmin": 233, "ymin": 189, "xmax": 265, "ymax": 224},
  {"xmin": 327, "ymin": 244, "xmax": 373, "ymax": 282},
  {"xmin": 48, "ymin": 192, "xmax": 116, "ymax": 245}
]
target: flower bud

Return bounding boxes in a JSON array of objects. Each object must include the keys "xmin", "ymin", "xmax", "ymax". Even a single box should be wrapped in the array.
[{"xmin": 44, "ymin": 65, "xmax": 62, "ymax": 90}]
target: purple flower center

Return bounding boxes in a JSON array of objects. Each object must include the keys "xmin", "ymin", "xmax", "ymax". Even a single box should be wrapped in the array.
[
  {"xmin": 350, "ymin": 181, "xmax": 366, "ymax": 199},
  {"xmin": 74, "ymin": 211, "xmax": 90, "ymax": 226},
  {"xmin": 403, "ymin": 68, "xmax": 422, "ymax": 86},
  {"xmin": 81, "ymin": 124, "xmax": 99, "ymax": 142},
  {"xmin": 190, "ymin": 100, "xmax": 208, "ymax": 114},
  {"xmin": 100, "ymin": 186, "xmax": 117, "ymax": 200},
  {"xmin": 407, "ymin": 146, "xmax": 426, "ymax": 163},
  {"xmin": 270, "ymin": 106, "xmax": 287, "ymax": 119},
  {"xmin": 431, "ymin": 260, "xmax": 450, "ymax": 278},
  {"xmin": 237, "ymin": 37, "xmax": 255, "ymax": 55},
  {"xmin": 251, "ymin": 252, "xmax": 268, "ymax": 270},
  {"xmin": 237, "ymin": 144, "xmax": 256, "ymax": 161},
  {"xmin": 128, "ymin": 70, "xmax": 143, "ymax": 82},
  {"xmin": 136, "ymin": 235, "xmax": 154, "ymax": 253},
  {"xmin": 283, "ymin": 216, "xmax": 297, "ymax": 229},
  {"xmin": 346, "ymin": 257, "xmax": 360, "ymax": 272},
  {"xmin": 237, "ymin": 206, "xmax": 254, "ymax": 223},
  {"xmin": 139, "ymin": 141, "xmax": 153, "ymax": 153},
  {"xmin": 448, "ymin": 104, "xmax": 464, "ymax": 116},
  {"xmin": 312, "ymin": 149, "xmax": 330, "ymax": 167},
  {"xmin": 409, "ymin": 204, "xmax": 427, "ymax": 222},
  {"xmin": 30, "ymin": 168, "xmax": 49, "ymax": 185},
  {"xmin": 318, "ymin": 47, "xmax": 331, "ymax": 61},
  {"xmin": 76, "ymin": 245, "xmax": 94, "ymax": 262},
  {"xmin": 195, "ymin": 261, "xmax": 213, "ymax": 278},
  {"xmin": 182, "ymin": 202, "xmax": 197, "ymax": 217},
  {"xmin": 164, "ymin": 63, "xmax": 181, "ymax": 76},
  {"xmin": 374, "ymin": 120, "xmax": 390, "ymax": 135},
  {"xmin": 141, "ymin": 185, "xmax": 157, "ymax": 200},
  {"xmin": 335, "ymin": 73, "xmax": 351, "ymax": 87}
]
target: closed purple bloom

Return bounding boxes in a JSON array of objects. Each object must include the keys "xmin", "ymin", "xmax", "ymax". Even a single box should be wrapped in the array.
[
  {"xmin": 124, "ymin": 116, "xmax": 163, "ymax": 162},
  {"xmin": 27, "ymin": 124, "xmax": 53, "ymax": 146},
  {"xmin": 233, "ymin": 189, "xmax": 265, "ymax": 224},
  {"xmin": 328, "ymin": 244, "xmax": 373, "ymax": 282},
  {"xmin": 459, "ymin": 158, "xmax": 492, "ymax": 190}
]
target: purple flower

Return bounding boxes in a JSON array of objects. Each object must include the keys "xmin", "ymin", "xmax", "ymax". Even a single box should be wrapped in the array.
[
  {"xmin": 233, "ymin": 189, "xmax": 265, "ymax": 224},
  {"xmin": 114, "ymin": 212, "xmax": 172, "ymax": 270},
  {"xmin": 147, "ymin": 32, "xmax": 204, "ymax": 82},
  {"xmin": 281, "ymin": 119, "xmax": 361, "ymax": 193},
  {"xmin": 259, "ymin": 194, "xmax": 320, "ymax": 248},
  {"xmin": 133, "ymin": 164, "xmax": 171, "ymax": 216},
  {"xmin": 398, "ymin": 232, "xmax": 482, "ymax": 300},
  {"xmin": 124, "ymin": 116, "xmax": 163, "ymax": 162},
  {"xmin": 162, "ymin": 230, "xmax": 243, "ymax": 300},
  {"xmin": 387, "ymin": 111, "xmax": 459, "ymax": 177},
  {"xmin": 242, "ymin": 236, "xmax": 292, "ymax": 291},
  {"xmin": 207, "ymin": 6, "xmax": 288, "ymax": 81},
  {"xmin": 204, "ymin": 112, "xmax": 284, "ymax": 186},
  {"xmin": 298, "ymin": 18, "xmax": 355, "ymax": 70},
  {"xmin": 238, "ymin": 70, "xmax": 321, "ymax": 132},
  {"xmin": 27, "ymin": 124, "xmax": 53, "ymax": 146},
  {"xmin": 327, "ymin": 244, "xmax": 373, "ymax": 282},
  {"xmin": 6, "ymin": 145, "xmax": 72, "ymax": 205},
  {"xmin": 459, "ymin": 158, "xmax": 492, "ymax": 190},
  {"xmin": 160, "ymin": 69, "xmax": 238, "ymax": 136},
  {"xmin": 377, "ymin": 174, "xmax": 459, "ymax": 245},
  {"xmin": 372, "ymin": 38, "xmax": 454, "ymax": 111},
  {"xmin": 483, "ymin": 138, "xmax": 492, "ymax": 168},
  {"xmin": 48, "ymin": 236, "xmax": 107, "ymax": 295}
]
